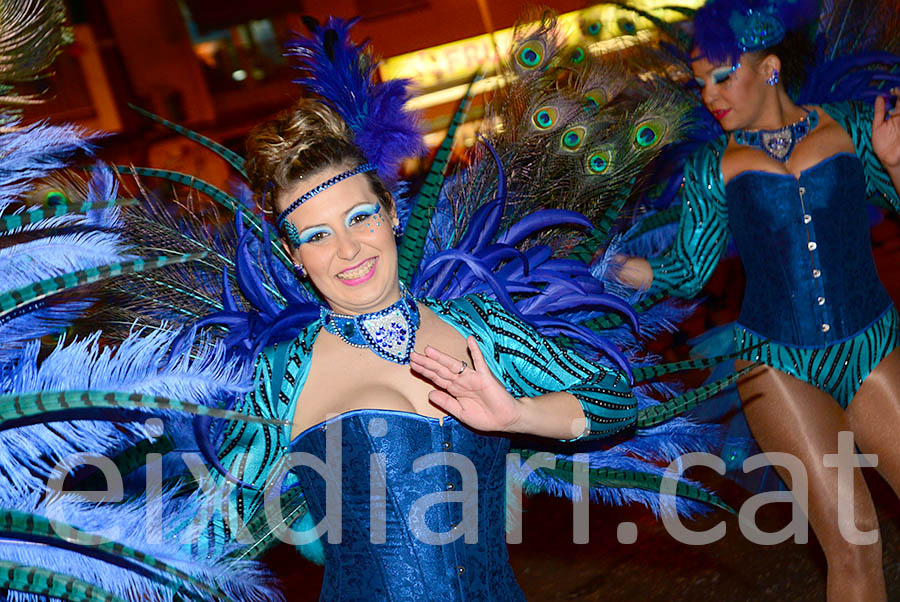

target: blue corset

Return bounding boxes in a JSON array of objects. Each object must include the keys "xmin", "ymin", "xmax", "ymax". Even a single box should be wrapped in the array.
[
  {"xmin": 725, "ymin": 153, "xmax": 892, "ymax": 346},
  {"xmin": 289, "ymin": 409, "xmax": 525, "ymax": 602}
]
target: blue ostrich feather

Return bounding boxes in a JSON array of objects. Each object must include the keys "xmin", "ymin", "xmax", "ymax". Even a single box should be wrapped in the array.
[
  {"xmin": 0, "ymin": 300, "xmax": 93, "ymax": 365},
  {"xmin": 234, "ymin": 231, "xmax": 282, "ymax": 320},
  {"xmin": 285, "ymin": 16, "xmax": 425, "ymax": 183},
  {"xmin": 0, "ymin": 231, "xmax": 132, "ymax": 291},
  {"xmin": 195, "ymin": 218, "xmax": 319, "ymax": 360},
  {"xmin": 0, "ymin": 122, "xmax": 95, "ymax": 215},
  {"xmin": 0, "ymin": 491, "xmax": 284, "ymax": 602},
  {"xmin": 83, "ymin": 162, "xmax": 121, "ymax": 227},
  {"xmin": 0, "ymin": 328, "xmax": 249, "ymax": 496},
  {"xmin": 0, "ymin": 203, "xmax": 131, "ymax": 355},
  {"xmin": 408, "ymin": 137, "xmax": 640, "ymax": 375}
]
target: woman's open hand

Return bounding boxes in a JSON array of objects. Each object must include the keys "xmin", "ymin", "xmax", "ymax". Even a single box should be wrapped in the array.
[
  {"xmin": 873, "ymin": 89, "xmax": 900, "ymax": 169},
  {"xmin": 410, "ymin": 336, "xmax": 523, "ymax": 433}
]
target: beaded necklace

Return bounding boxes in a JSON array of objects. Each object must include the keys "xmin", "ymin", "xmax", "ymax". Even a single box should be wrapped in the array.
[
  {"xmin": 320, "ymin": 287, "xmax": 419, "ymax": 364},
  {"xmin": 732, "ymin": 109, "xmax": 819, "ymax": 163}
]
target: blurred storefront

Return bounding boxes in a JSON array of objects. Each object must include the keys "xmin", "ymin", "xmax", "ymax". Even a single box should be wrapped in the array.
[{"xmin": 22, "ymin": 0, "xmax": 699, "ymax": 189}]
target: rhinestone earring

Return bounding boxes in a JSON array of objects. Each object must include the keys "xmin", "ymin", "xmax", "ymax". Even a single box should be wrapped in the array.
[
  {"xmin": 294, "ymin": 263, "xmax": 306, "ymax": 278},
  {"xmin": 766, "ymin": 69, "xmax": 779, "ymax": 86},
  {"xmin": 392, "ymin": 223, "xmax": 403, "ymax": 237}
]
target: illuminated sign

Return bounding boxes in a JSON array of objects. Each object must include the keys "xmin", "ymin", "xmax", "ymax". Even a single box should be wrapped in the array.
[{"xmin": 379, "ymin": 1, "xmax": 702, "ymax": 91}]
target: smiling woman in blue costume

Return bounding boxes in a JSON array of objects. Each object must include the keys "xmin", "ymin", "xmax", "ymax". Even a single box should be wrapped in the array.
[
  {"xmin": 222, "ymin": 96, "xmax": 630, "ymax": 602},
  {"xmin": 179, "ymin": 14, "xmax": 736, "ymax": 600},
  {"xmin": 616, "ymin": 0, "xmax": 900, "ymax": 599},
  {"xmin": 232, "ymin": 101, "xmax": 637, "ymax": 600}
]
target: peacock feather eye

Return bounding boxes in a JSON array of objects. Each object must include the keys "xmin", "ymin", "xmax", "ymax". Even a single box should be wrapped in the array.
[
  {"xmin": 634, "ymin": 119, "xmax": 666, "ymax": 148},
  {"xmin": 583, "ymin": 88, "xmax": 608, "ymax": 112},
  {"xmin": 586, "ymin": 148, "xmax": 613, "ymax": 174},
  {"xmin": 618, "ymin": 18, "xmax": 636, "ymax": 35},
  {"xmin": 516, "ymin": 40, "xmax": 545, "ymax": 69},
  {"xmin": 585, "ymin": 21, "xmax": 602, "ymax": 36},
  {"xmin": 560, "ymin": 126, "xmax": 587, "ymax": 151},
  {"xmin": 45, "ymin": 191, "xmax": 68, "ymax": 206},
  {"xmin": 570, "ymin": 46, "xmax": 586, "ymax": 64},
  {"xmin": 532, "ymin": 106, "xmax": 559, "ymax": 130}
]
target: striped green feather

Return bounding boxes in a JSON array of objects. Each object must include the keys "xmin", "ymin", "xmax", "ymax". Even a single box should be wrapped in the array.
[
  {"xmin": 128, "ymin": 103, "xmax": 246, "ymax": 177},
  {"xmin": 0, "ymin": 508, "xmax": 233, "ymax": 602},
  {"xmin": 0, "ymin": 253, "xmax": 207, "ymax": 317},
  {"xmin": 233, "ymin": 487, "xmax": 308, "ymax": 560},
  {"xmin": 398, "ymin": 71, "xmax": 484, "ymax": 284},
  {"xmin": 112, "ymin": 165, "xmax": 246, "ymax": 222},
  {"xmin": 0, "ymin": 199, "xmax": 139, "ymax": 232},
  {"xmin": 0, "ymin": 390, "xmax": 287, "ymax": 428},
  {"xmin": 514, "ymin": 450, "xmax": 733, "ymax": 514},
  {"xmin": 77, "ymin": 436, "xmax": 176, "ymax": 492},
  {"xmin": 636, "ymin": 362, "xmax": 761, "ymax": 427},
  {"xmin": 112, "ymin": 165, "xmax": 292, "ymax": 269},
  {"xmin": 631, "ymin": 338, "xmax": 767, "ymax": 382},
  {"xmin": 0, "ymin": 560, "xmax": 127, "ymax": 602},
  {"xmin": 567, "ymin": 177, "xmax": 638, "ymax": 263}
]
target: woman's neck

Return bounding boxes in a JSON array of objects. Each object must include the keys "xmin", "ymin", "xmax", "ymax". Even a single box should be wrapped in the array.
[{"xmin": 745, "ymin": 89, "xmax": 805, "ymax": 132}]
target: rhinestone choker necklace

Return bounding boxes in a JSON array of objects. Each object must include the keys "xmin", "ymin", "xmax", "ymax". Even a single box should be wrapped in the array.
[
  {"xmin": 320, "ymin": 289, "xmax": 419, "ymax": 364},
  {"xmin": 732, "ymin": 109, "xmax": 819, "ymax": 163}
]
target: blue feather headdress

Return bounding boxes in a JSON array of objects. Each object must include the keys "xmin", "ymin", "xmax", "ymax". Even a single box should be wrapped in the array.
[
  {"xmin": 285, "ymin": 16, "xmax": 425, "ymax": 185},
  {"xmin": 693, "ymin": 0, "xmax": 819, "ymax": 64}
]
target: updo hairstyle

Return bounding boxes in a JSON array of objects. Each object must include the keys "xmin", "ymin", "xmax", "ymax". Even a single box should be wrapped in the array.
[
  {"xmin": 245, "ymin": 98, "xmax": 394, "ymax": 217},
  {"xmin": 749, "ymin": 29, "xmax": 815, "ymax": 98}
]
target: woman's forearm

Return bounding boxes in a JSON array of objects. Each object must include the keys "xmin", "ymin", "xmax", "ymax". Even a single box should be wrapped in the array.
[
  {"xmin": 886, "ymin": 164, "xmax": 900, "ymax": 199},
  {"xmin": 509, "ymin": 391, "xmax": 589, "ymax": 439}
]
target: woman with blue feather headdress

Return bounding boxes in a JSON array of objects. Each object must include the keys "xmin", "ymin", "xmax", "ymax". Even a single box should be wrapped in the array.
[
  {"xmin": 613, "ymin": 0, "xmax": 900, "ymax": 598},
  {"xmin": 180, "ymin": 14, "xmax": 746, "ymax": 600},
  {"xmin": 0, "ymin": 7, "xmax": 744, "ymax": 602}
]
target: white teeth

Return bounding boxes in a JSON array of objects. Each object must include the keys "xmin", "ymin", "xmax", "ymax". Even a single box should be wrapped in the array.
[{"xmin": 338, "ymin": 258, "xmax": 375, "ymax": 279}]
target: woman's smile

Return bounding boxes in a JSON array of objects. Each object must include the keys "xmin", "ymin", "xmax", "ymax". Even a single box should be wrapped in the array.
[{"xmin": 337, "ymin": 257, "xmax": 378, "ymax": 285}]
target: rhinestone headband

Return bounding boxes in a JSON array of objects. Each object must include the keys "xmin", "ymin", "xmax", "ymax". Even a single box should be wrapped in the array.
[{"xmin": 275, "ymin": 162, "xmax": 377, "ymax": 230}]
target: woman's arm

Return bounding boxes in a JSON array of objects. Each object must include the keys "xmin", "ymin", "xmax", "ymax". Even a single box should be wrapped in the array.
[
  {"xmin": 873, "ymin": 91, "xmax": 900, "ymax": 196},
  {"xmin": 616, "ymin": 142, "xmax": 730, "ymax": 298},
  {"xmin": 411, "ymin": 337, "xmax": 607, "ymax": 440},
  {"xmin": 410, "ymin": 296, "xmax": 636, "ymax": 441}
]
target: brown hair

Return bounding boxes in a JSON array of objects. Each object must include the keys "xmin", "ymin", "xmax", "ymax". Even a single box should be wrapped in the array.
[{"xmin": 244, "ymin": 98, "xmax": 393, "ymax": 216}]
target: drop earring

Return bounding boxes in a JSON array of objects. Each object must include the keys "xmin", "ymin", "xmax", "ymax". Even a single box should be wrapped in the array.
[
  {"xmin": 294, "ymin": 263, "xmax": 306, "ymax": 278},
  {"xmin": 766, "ymin": 69, "xmax": 779, "ymax": 86},
  {"xmin": 392, "ymin": 223, "xmax": 403, "ymax": 237}
]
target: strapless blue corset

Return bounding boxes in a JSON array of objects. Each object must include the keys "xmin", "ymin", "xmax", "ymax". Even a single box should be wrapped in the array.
[
  {"xmin": 289, "ymin": 410, "xmax": 525, "ymax": 602},
  {"xmin": 725, "ymin": 153, "xmax": 892, "ymax": 346}
]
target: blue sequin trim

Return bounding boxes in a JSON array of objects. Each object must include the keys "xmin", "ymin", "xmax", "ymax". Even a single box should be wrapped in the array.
[{"xmin": 275, "ymin": 162, "xmax": 377, "ymax": 234}]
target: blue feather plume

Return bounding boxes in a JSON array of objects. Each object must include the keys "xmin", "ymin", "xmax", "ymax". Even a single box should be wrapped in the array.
[
  {"xmin": 0, "ymin": 490, "xmax": 284, "ymax": 602},
  {"xmin": 0, "ymin": 122, "xmax": 95, "ymax": 215},
  {"xmin": 0, "ymin": 328, "xmax": 249, "ymax": 497},
  {"xmin": 285, "ymin": 16, "xmax": 425, "ymax": 183}
]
